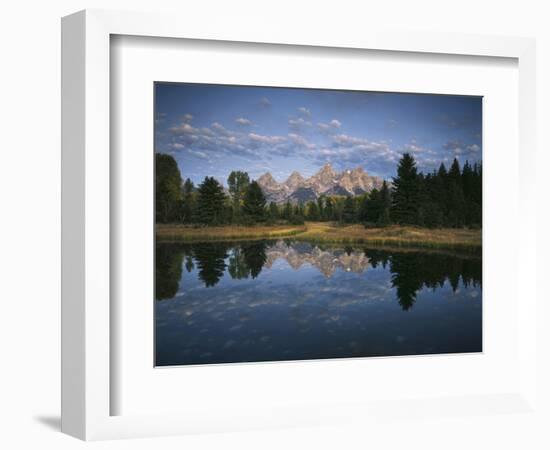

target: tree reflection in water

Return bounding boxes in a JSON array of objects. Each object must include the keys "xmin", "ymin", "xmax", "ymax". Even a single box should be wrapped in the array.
[
  {"xmin": 155, "ymin": 243, "xmax": 184, "ymax": 300},
  {"xmin": 193, "ymin": 243, "xmax": 229, "ymax": 287},
  {"xmin": 155, "ymin": 240, "xmax": 481, "ymax": 311}
]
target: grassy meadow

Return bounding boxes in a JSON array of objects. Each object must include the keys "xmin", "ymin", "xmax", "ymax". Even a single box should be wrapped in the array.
[{"xmin": 156, "ymin": 221, "xmax": 481, "ymax": 251}]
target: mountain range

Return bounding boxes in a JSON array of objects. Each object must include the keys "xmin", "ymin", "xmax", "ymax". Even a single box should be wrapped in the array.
[
  {"xmin": 264, "ymin": 241, "xmax": 371, "ymax": 277},
  {"xmin": 256, "ymin": 163, "xmax": 384, "ymax": 204}
]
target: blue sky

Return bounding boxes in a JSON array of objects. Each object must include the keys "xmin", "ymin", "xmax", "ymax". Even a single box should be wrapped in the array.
[{"xmin": 155, "ymin": 83, "xmax": 482, "ymax": 185}]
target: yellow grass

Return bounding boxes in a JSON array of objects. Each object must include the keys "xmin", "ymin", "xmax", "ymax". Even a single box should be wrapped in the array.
[
  {"xmin": 293, "ymin": 222, "xmax": 481, "ymax": 251},
  {"xmin": 156, "ymin": 224, "xmax": 307, "ymax": 242},
  {"xmin": 156, "ymin": 222, "xmax": 481, "ymax": 251}
]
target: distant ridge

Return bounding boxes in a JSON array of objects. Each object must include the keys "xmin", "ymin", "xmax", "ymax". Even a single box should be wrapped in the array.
[{"xmin": 256, "ymin": 163, "xmax": 384, "ymax": 204}]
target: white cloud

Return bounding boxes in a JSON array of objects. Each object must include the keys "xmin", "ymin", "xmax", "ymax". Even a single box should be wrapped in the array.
[
  {"xmin": 170, "ymin": 122, "xmax": 197, "ymax": 135},
  {"xmin": 288, "ymin": 133, "xmax": 316, "ymax": 150},
  {"xmin": 402, "ymin": 142, "xmax": 432, "ymax": 154},
  {"xmin": 259, "ymin": 97, "xmax": 271, "ymax": 107},
  {"xmin": 443, "ymin": 140, "xmax": 481, "ymax": 156},
  {"xmin": 170, "ymin": 142, "xmax": 185, "ymax": 150},
  {"xmin": 187, "ymin": 149, "xmax": 208, "ymax": 160},
  {"xmin": 317, "ymin": 119, "xmax": 342, "ymax": 133},
  {"xmin": 297, "ymin": 107, "xmax": 311, "ymax": 117},
  {"xmin": 288, "ymin": 117, "xmax": 312, "ymax": 132},
  {"xmin": 248, "ymin": 133, "xmax": 286, "ymax": 145},
  {"xmin": 182, "ymin": 113, "xmax": 193, "ymax": 122},
  {"xmin": 235, "ymin": 117, "xmax": 252, "ymax": 126}
]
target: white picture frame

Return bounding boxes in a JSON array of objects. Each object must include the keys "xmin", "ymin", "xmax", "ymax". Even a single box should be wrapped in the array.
[{"xmin": 61, "ymin": 9, "xmax": 538, "ymax": 441}]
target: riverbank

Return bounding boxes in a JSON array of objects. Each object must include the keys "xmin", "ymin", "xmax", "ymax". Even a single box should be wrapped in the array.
[
  {"xmin": 156, "ymin": 224, "xmax": 307, "ymax": 242},
  {"xmin": 156, "ymin": 222, "xmax": 481, "ymax": 250}
]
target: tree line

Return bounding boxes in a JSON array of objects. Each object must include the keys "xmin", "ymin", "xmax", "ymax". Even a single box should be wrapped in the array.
[{"xmin": 156, "ymin": 152, "xmax": 481, "ymax": 228}]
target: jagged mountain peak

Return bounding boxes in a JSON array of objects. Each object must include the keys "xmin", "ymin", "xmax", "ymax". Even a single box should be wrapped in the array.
[
  {"xmin": 287, "ymin": 170, "xmax": 304, "ymax": 181},
  {"xmin": 285, "ymin": 171, "xmax": 305, "ymax": 189},
  {"xmin": 317, "ymin": 162, "xmax": 336, "ymax": 176},
  {"xmin": 258, "ymin": 171, "xmax": 275, "ymax": 182},
  {"xmin": 256, "ymin": 164, "xmax": 384, "ymax": 203},
  {"xmin": 257, "ymin": 172, "xmax": 280, "ymax": 188},
  {"xmin": 312, "ymin": 163, "xmax": 337, "ymax": 186}
]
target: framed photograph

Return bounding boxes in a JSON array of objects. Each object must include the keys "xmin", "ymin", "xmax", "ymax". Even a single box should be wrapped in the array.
[
  {"xmin": 62, "ymin": 9, "xmax": 538, "ymax": 440},
  {"xmin": 153, "ymin": 82, "xmax": 483, "ymax": 367}
]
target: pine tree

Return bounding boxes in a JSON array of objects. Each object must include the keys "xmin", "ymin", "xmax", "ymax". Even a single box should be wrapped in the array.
[
  {"xmin": 268, "ymin": 201, "xmax": 279, "ymax": 220},
  {"xmin": 196, "ymin": 176, "xmax": 227, "ymax": 225},
  {"xmin": 342, "ymin": 196, "xmax": 356, "ymax": 223},
  {"xmin": 317, "ymin": 196, "xmax": 325, "ymax": 221},
  {"xmin": 306, "ymin": 201, "xmax": 320, "ymax": 221},
  {"xmin": 155, "ymin": 153, "xmax": 183, "ymax": 223},
  {"xmin": 471, "ymin": 162, "xmax": 482, "ymax": 226},
  {"xmin": 357, "ymin": 193, "xmax": 370, "ymax": 223},
  {"xmin": 446, "ymin": 158, "xmax": 466, "ymax": 227},
  {"xmin": 291, "ymin": 202, "xmax": 305, "ymax": 225},
  {"xmin": 283, "ymin": 200, "xmax": 293, "ymax": 221},
  {"xmin": 448, "ymin": 158, "xmax": 462, "ymax": 188},
  {"xmin": 324, "ymin": 197, "xmax": 334, "ymax": 221},
  {"xmin": 242, "ymin": 180, "xmax": 266, "ymax": 222},
  {"xmin": 182, "ymin": 178, "xmax": 195, "ymax": 223},
  {"xmin": 364, "ymin": 189, "xmax": 381, "ymax": 223},
  {"xmin": 391, "ymin": 153, "xmax": 420, "ymax": 225},
  {"xmin": 378, "ymin": 180, "xmax": 392, "ymax": 226},
  {"xmin": 377, "ymin": 208, "xmax": 391, "ymax": 227},
  {"xmin": 415, "ymin": 173, "xmax": 429, "ymax": 226}
]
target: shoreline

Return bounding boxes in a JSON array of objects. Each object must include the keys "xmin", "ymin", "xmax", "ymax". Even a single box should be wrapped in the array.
[{"xmin": 156, "ymin": 222, "xmax": 481, "ymax": 252}]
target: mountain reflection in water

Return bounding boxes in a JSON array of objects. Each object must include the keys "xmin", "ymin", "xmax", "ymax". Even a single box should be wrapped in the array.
[{"xmin": 155, "ymin": 240, "xmax": 482, "ymax": 366}]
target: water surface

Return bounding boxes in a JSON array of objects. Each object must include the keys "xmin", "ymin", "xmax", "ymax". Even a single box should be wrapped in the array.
[{"xmin": 155, "ymin": 240, "xmax": 482, "ymax": 366}]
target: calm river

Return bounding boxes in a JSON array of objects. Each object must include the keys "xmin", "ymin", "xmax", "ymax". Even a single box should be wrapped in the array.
[{"xmin": 155, "ymin": 240, "xmax": 482, "ymax": 366}]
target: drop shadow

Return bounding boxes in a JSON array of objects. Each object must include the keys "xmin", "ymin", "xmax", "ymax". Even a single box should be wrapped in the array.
[{"xmin": 34, "ymin": 415, "xmax": 61, "ymax": 431}]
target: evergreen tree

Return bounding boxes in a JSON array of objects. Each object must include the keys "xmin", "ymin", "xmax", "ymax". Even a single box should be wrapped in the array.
[
  {"xmin": 182, "ymin": 178, "xmax": 195, "ymax": 223},
  {"xmin": 364, "ymin": 189, "xmax": 381, "ymax": 223},
  {"xmin": 380, "ymin": 180, "xmax": 391, "ymax": 210},
  {"xmin": 461, "ymin": 161, "xmax": 474, "ymax": 200},
  {"xmin": 196, "ymin": 176, "xmax": 227, "ymax": 225},
  {"xmin": 378, "ymin": 180, "xmax": 392, "ymax": 226},
  {"xmin": 334, "ymin": 197, "xmax": 345, "ymax": 222},
  {"xmin": 377, "ymin": 208, "xmax": 391, "ymax": 227},
  {"xmin": 471, "ymin": 162, "xmax": 482, "ymax": 226},
  {"xmin": 155, "ymin": 153, "xmax": 183, "ymax": 223},
  {"xmin": 290, "ymin": 202, "xmax": 305, "ymax": 224},
  {"xmin": 317, "ymin": 196, "xmax": 325, "ymax": 221},
  {"xmin": 448, "ymin": 158, "xmax": 462, "ymax": 188},
  {"xmin": 357, "ymin": 193, "xmax": 369, "ymax": 223},
  {"xmin": 324, "ymin": 197, "xmax": 334, "ymax": 221},
  {"xmin": 391, "ymin": 153, "xmax": 420, "ymax": 225},
  {"xmin": 296, "ymin": 202, "xmax": 305, "ymax": 217},
  {"xmin": 268, "ymin": 201, "xmax": 279, "ymax": 221},
  {"xmin": 415, "ymin": 173, "xmax": 429, "ymax": 226},
  {"xmin": 342, "ymin": 196, "xmax": 356, "ymax": 223},
  {"xmin": 242, "ymin": 180, "xmax": 266, "ymax": 221},
  {"xmin": 283, "ymin": 200, "xmax": 293, "ymax": 221},
  {"xmin": 306, "ymin": 201, "xmax": 320, "ymax": 221},
  {"xmin": 435, "ymin": 163, "xmax": 448, "ymax": 223},
  {"xmin": 446, "ymin": 158, "xmax": 466, "ymax": 227}
]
